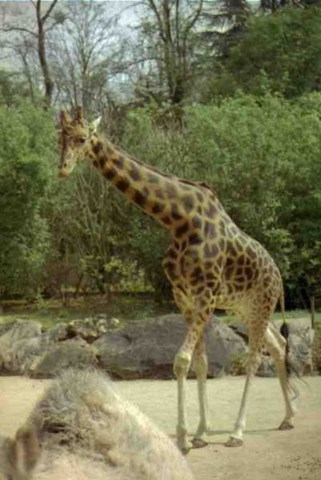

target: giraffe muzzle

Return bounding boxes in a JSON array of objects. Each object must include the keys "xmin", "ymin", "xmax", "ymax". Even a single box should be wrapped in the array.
[{"xmin": 58, "ymin": 168, "xmax": 70, "ymax": 178}]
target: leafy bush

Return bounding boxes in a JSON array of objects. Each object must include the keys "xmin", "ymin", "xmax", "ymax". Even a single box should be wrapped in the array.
[
  {"xmin": 203, "ymin": 7, "xmax": 321, "ymax": 100},
  {"xmin": 0, "ymin": 103, "xmax": 56, "ymax": 297},
  {"xmin": 3, "ymin": 94, "xmax": 321, "ymax": 305},
  {"xmin": 120, "ymin": 94, "xmax": 321, "ymax": 301}
]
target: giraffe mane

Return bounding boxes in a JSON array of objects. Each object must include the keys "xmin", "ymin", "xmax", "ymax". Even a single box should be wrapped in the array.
[{"xmin": 114, "ymin": 145, "xmax": 216, "ymax": 196}]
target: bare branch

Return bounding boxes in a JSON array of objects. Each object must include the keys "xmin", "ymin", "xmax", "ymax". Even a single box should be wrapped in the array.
[
  {"xmin": 145, "ymin": 0, "xmax": 166, "ymax": 42},
  {"xmin": 42, "ymin": 0, "xmax": 59, "ymax": 24},
  {"xmin": 1, "ymin": 26, "xmax": 37, "ymax": 37},
  {"xmin": 162, "ymin": 0, "xmax": 173, "ymax": 44},
  {"xmin": 45, "ymin": 17, "xmax": 67, "ymax": 34},
  {"xmin": 183, "ymin": 0, "xmax": 204, "ymax": 40},
  {"xmin": 36, "ymin": 0, "xmax": 41, "ymax": 22},
  {"xmin": 175, "ymin": 0, "xmax": 180, "ymax": 52}
]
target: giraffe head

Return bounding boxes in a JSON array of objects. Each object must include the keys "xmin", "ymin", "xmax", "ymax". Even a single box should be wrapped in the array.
[{"xmin": 59, "ymin": 107, "xmax": 101, "ymax": 177}]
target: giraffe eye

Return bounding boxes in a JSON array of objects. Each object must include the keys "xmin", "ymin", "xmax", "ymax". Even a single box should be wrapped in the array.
[{"xmin": 78, "ymin": 137, "xmax": 87, "ymax": 144}]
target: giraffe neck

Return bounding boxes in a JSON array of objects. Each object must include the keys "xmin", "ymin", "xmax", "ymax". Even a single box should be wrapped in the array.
[{"xmin": 88, "ymin": 135, "xmax": 202, "ymax": 232}]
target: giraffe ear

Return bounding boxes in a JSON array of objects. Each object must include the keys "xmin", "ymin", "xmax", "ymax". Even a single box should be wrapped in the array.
[
  {"xmin": 89, "ymin": 116, "xmax": 102, "ymax": 133},
  {"xmin": 60, "ymin": 110, "xmax": 71, "ymax": 126},
  {"xmin": 74, "ymin": 106, "xmax": 84, "ymax": 125}
]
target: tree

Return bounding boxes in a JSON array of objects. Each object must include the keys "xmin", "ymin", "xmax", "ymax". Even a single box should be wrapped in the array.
[
  {"xmin": 1, "ymin": 0, "xmax": 64, "ymax": 107},
  {"xmin": 0, "ymin": 70, "xmax": 31, "ymax": 106},
  {"xmin": 47, "ymin": 160, "xmax": 135, "ymax": 295},
  {"xmin": 225, "ymin": 6, "xmax": 321, "ymax": 97},
  {"xmin": 133, "ymin": 0, "xmax": 205, "ymax": 105},
  {"xmin": 48, "ymin": 0, "xmax": 122, "ymax": 115},
  {"xmin": 0, "ymin": 102, "xmax": 56, "ymax": 297},
  {"xmin": 102, "ymin": 93, "xmax": 321, "ymax": 302},
  {"xmin": 183, "ymin": 93, "xmax": 321, "ymax": 305},
  {"xmin": 200, "ymin": 0, "xmax": 250, "ymax": 58}
]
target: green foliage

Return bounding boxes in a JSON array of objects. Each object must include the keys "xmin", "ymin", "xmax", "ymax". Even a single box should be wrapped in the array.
[
  {"xmin": 204, "ymin": 7, "xmax": 321, "ymax": 100},
  {"xmin": 121, "ymin": 94, "xmax": 321, "ymax": 298},
  {"xmin": 2, "ymin": 3, "xmax": 321, "ymax": 309},
  {"xmin": 120, "ymin": 107, "xmax": 193, "ymax": 297},
  {"xmin": 0, "ymin": 71, "xmax": 31, "ymax": 106},
  {"xmin": 0, "ymin": 102, "xmax": 56, "ymax": 296},
  {"xmin": 184, "ymin": 94, "xmax": 321, "ymax": 283},
  {"xmin": 44, "ymin": 162, "xmax": 130, "ymax": 294},
  {"xmin": 2, "ymin": 92, "xmax": 321, "ymax": 307}
]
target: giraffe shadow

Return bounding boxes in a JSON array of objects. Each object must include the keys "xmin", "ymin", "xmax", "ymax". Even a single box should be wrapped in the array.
[
  {"xmin": 169, "ymin": 427, "xmax": 278, "ymax": 440},
  {"xmin": 169, "ymin": 427, "xmax": 280, "ymax": 449},
  {"xmin": 202, "ymin": 427, "xmax": 282, "ymax": 447},
  {"xmin": 246, "ymin": 427, "xmax": 281, "ymax": 433},
  {"xmin": 206, "ymin": 427, "xmax": 278, "ymax": 436}
]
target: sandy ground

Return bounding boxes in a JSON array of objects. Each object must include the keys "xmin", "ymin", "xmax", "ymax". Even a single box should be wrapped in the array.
[{"xmin": 0, "ymin": 375, "xmax": 320, "ymax": 480}]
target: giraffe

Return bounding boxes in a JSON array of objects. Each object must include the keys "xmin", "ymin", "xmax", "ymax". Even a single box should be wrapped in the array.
[{"xmin": 58, "ymin": 108, "xmax": 297, "ymax": 452}]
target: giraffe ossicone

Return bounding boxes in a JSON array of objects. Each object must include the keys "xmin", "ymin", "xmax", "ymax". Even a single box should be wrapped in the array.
[{"xmin": 58, "ymin": 107, "xmax": 297, "ymax": 452}]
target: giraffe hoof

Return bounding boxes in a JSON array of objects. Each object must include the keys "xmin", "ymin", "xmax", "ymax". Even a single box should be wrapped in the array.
[
  {"xmin": 225, "ymin": 436, "xmax": 244, "ymax": 447},
  {"xmin": 279, "ymin": 420, "xmax": 294, "ymax": 430},
  {"xmin": 181, "ymin": 444, "xmax": 192, "ymax": 455},
  {"xmin": 178, "ymin": 440, "xmax": 193, "ymax": 455},
  {"xmin": 191, "ymin": 438, "xmax": 208, "ymax": 449}
]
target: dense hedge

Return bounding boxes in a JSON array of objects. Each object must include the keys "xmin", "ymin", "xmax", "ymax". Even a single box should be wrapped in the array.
[{"xmin": 1, "ymin": 94, "xmax": 321, "ymax": 306}]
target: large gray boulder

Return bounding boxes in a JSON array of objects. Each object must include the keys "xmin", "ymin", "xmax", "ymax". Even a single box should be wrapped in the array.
[
  {"xmin": 94, "ymin": 314, "xmax": 247, "ymax": 379},
  {"xmin": 288, "ymin": 326, "xmax": 315, "ymax": 375},
  {"xmin": 226, "ymin": 320, "xmax": 315, "ymax": 377},
  {"xmin": 0, "ymin": 321, "xmax": 16, "ymax": 336},
  {"xmin": 206, "ymin": 317, "xmax": 247, "ymax": 376},
  {"xmin": 0, "ymin": 319, "xmax": 41, "ymax": 342},
  {"xmin": 30, "ymin": 338, "xmax": 98, "ymax": 378},
  {"xmin": 0, "ymin": 320, "xmax": 43, "ymax": 374}
]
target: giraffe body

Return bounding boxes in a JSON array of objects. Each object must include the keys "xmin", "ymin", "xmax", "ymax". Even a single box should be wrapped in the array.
[{"xmin": 58, "ymin": 109, "xmax": 296, "ymax": 451}]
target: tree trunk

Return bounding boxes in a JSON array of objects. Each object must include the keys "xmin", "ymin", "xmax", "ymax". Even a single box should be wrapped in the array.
[
  {"xmin": 36, "ymin": 20, "xmax": 53, "ymax": 106},
  {"xmin": 36, "ymin": 0, "xmax": 57, "ymax": 108}
]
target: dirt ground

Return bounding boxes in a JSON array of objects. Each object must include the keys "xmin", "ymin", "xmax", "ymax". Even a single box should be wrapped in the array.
[{"xmin": 0, "ymin": 375, "xmax": 320, "ymax": 480}]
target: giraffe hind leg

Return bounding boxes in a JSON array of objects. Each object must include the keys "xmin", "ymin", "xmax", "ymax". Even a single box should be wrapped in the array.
[
  {"xmin": 264, "ymin": 324, "xmax": 297, "ymax": 430},
  {"xmin": 226, "ymin": 347, "xmax": 262, "ymax": 447},
  {"xmin": 227, "ymin": 316, "xmax": 268, "ymax": 447}
]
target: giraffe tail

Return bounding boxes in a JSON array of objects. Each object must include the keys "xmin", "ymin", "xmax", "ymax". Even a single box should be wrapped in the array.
[
  {"xmin": 280, "ymin": 321, "xmax": 291, "ymax": 375},
  {"xmin": 279, "ymin": 284, "xmax": 303, "ymax": 400},
  {"xmin": 279, "ymin": 283, "xmax": 287, "ymax": 329},
  {"xmin": 279, "ymin": 284, "xmax": 291, "ymax": 375}
]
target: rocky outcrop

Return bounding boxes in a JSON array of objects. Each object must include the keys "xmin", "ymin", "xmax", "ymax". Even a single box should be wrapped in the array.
[
  {"xmin": 94, "ymin": 315, "xmax": 247, "ymax": 379},
  {"xmin": 66, "ymin": 316, "xmax": 120, "ymax": 343},
  {"xmin": 0, "ymin": 315, "xmax": 316, "ymax": 379}
]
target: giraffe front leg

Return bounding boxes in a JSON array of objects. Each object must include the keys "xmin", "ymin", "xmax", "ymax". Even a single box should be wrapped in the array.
[
  {"xmin": 191, "ymin": 336, "xmax": 213, "ymax": 448},
  {"xmin": 172, "ymin": 286, "xmax": 212, "ymax": 452},
  {"xmin": 174, "ymin": 349, "xmax": 193, "ymax": 453}
]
